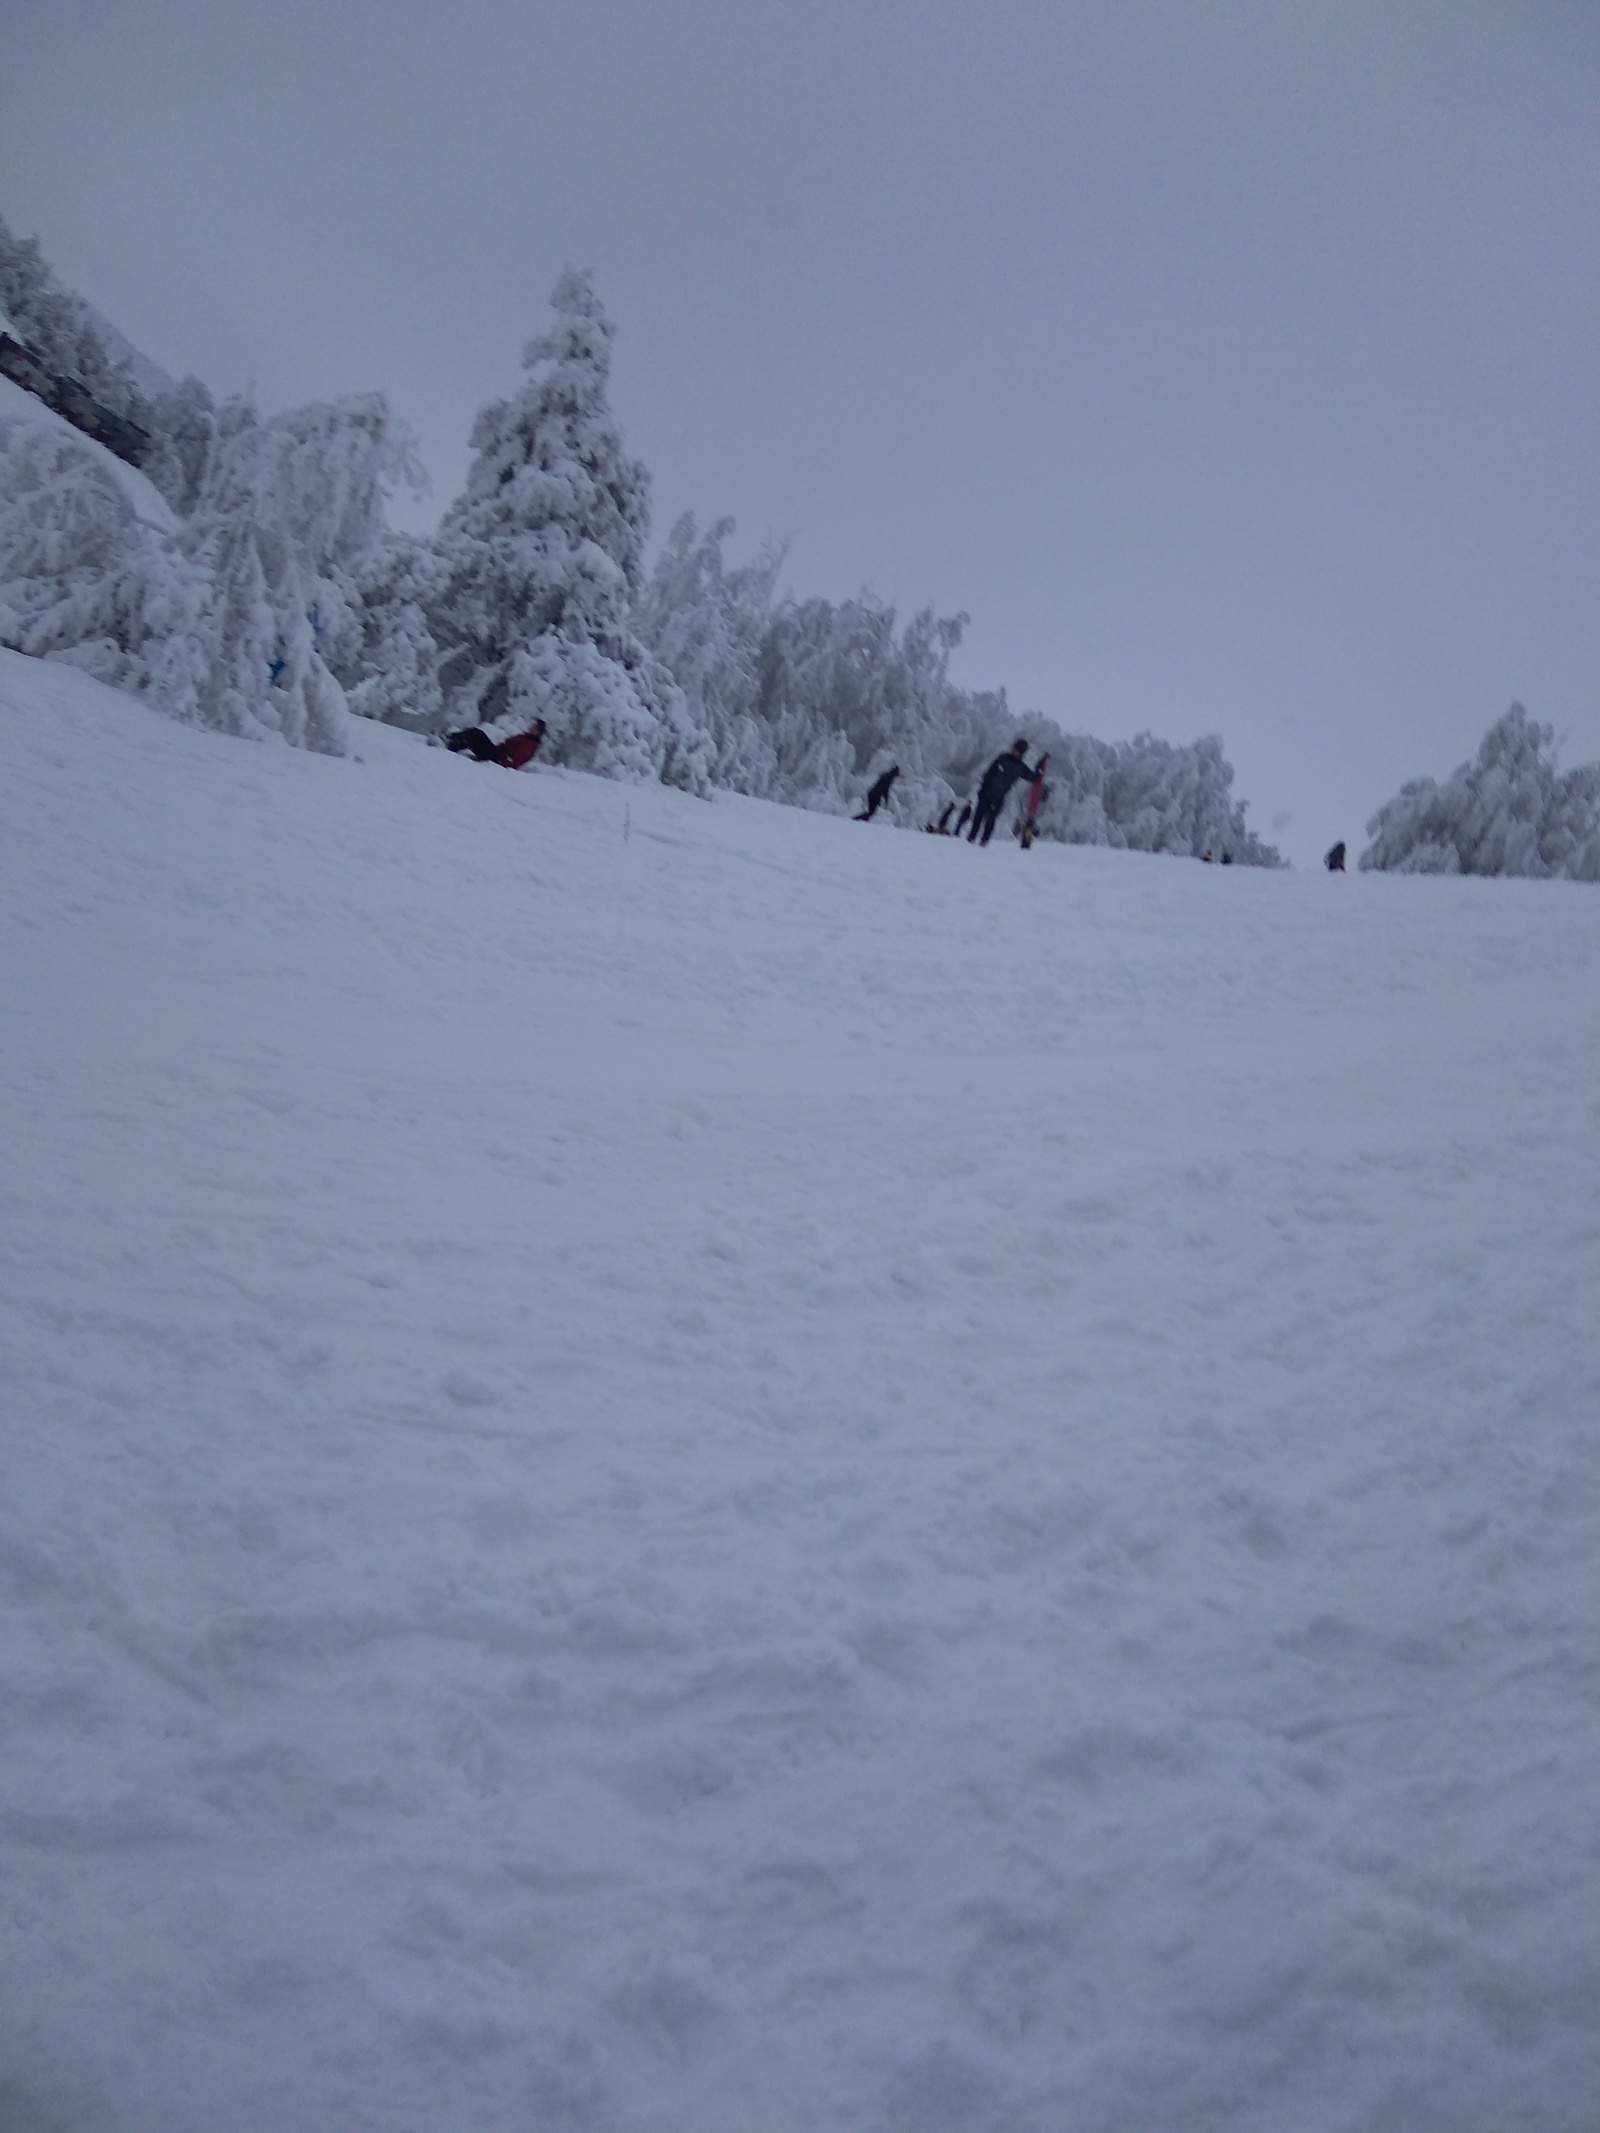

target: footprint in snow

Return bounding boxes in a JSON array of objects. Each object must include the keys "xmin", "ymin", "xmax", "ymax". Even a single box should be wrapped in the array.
[{"xmin": 441, "ymin": 1369, "xmax": 502, "ymax": 1407}]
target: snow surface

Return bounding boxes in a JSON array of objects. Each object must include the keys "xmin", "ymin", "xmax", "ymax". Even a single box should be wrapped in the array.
[
  {"xmin": 2, "ymin": 647, "xmax": 1597, "ymax": 2133},
  {"xmin": 0, "ymin": 373, "xmax": 177, "ymax": 534}
]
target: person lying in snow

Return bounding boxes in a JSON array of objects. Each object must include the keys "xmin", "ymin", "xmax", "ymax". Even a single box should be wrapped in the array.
[
  {"xmin": 443, "ymin": 721, "xmax": 546, "ymax": 770},
  {"xmin": 495, "ymin": 723, "xmax": 546, "ymax": 770},
  {"xmin": 967, "ymin": 739, "xmax": 1036, "ymax": 845}
]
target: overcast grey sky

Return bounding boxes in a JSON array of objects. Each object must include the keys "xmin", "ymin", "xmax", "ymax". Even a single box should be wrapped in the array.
[{"xmin": 2, "ymin": 0, "xmax": 1595, "ymax": 862}]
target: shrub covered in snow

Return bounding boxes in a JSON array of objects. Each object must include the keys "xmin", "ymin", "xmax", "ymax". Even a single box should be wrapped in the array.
[{"xmin": 1361, "ymin": 705, "xmax": 1600, "ymax": 882}]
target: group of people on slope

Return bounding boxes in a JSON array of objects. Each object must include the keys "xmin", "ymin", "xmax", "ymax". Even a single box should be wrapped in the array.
[
  {"xmin": 443, "ymin": 721, "xmax": 1349, "ymax": 871},
  {"xmin": 860, "ymin": 739, "xmax": 1048, "ymax": 846},
  {"xmin": 439, "ymin": 724, "xmax": 1044, "ymax": 846}
]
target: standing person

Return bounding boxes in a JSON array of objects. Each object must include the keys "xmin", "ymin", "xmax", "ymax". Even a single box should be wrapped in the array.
[
  {"xmin": 1325, "ymin": 840, "xmax": 1346, "ymax": 872},
  {"xmin": 855, "ymin": 764, "xmax": 899, "ymax": 820},
  {"xmin": 967, "ymin": 739, "xmax": 1035, "ymax": 844}
]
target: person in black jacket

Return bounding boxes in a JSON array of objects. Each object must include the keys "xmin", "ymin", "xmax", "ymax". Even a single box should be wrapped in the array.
[
  {"xmin": 967, "ymin": 740, "xmax": 1035, "ymax": 844},
  {"xmin": 855, "ymin": 764, "xmax": 900, "ymax": 820},
  {"xmin": 1325, "ymin": 840, "xmax": 1346, "ymax": 873}
]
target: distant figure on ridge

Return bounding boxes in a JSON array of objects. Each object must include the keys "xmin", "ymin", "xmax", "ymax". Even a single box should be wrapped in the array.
[
  {"xmin": 967, "ymin": 740, "xmax": 1036, "ymax": 845},
  {"xmin": 855, "ymin": 765, "xmax": 899, "ymax": 821},
  {"xmin": 1325, "ymin": 840, "xmax": 1346, "ymax": 873}
]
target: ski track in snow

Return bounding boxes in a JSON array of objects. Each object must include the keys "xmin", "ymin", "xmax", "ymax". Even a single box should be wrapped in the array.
[{"xmin": 2, "ymin": 648, "xmax": 1597, "ymax": 2132}]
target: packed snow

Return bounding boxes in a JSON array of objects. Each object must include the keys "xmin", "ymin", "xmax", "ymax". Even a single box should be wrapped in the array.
[{"xmin": 2, "ymin": 647, "xmax": 1597, "ymax": 2133}]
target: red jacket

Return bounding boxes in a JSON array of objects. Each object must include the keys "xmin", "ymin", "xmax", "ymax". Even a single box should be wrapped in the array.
[{"xmin": 496, "ymin": 726, "xmax": 545, "ymax": 771}]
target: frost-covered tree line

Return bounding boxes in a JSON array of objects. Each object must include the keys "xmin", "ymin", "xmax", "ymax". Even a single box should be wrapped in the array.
[
  {"xmin": 1, "ymin": 216, "xmax": 1281, "ymax": 856},
  {"xmin": 1360, "ymin": 706, "xmax": 1599, "ymax": 882},
  {"xmin": 634, "ymin": 513, "xmax": 1281, "ymax": 860}
]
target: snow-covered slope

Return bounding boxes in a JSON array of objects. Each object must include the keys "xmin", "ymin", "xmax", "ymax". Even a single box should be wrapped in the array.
[
  {"xmin": 0, "ymin": 371, "xmax": 177, "ymax": 532},
  {"xmin": 2, "ymin": 647, "xmax": 1596, "ymax": 2133}
]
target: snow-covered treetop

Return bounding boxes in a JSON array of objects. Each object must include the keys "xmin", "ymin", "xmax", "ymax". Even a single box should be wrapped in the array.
[
  {"xmin": 447, "ymin": 267, "xmax": 651, "ymax": 609},
  {"xmin": 194, "ymin": 393, "xmax": 420, "ymax": 579}
]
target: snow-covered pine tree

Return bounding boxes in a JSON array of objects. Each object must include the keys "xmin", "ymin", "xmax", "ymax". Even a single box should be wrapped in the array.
[{"xmin": 430, "ymin": 269, "xmax": 708, "ymax": 789}]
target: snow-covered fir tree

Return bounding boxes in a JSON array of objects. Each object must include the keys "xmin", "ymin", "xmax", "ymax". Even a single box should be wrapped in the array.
[
  {"xmin": 429, "ymin": 269, "xmax": 708, "ymax": 789},
  {"xmin": 1361, "ymin": 705, "xmax": 1600, "ymax": 881}
]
